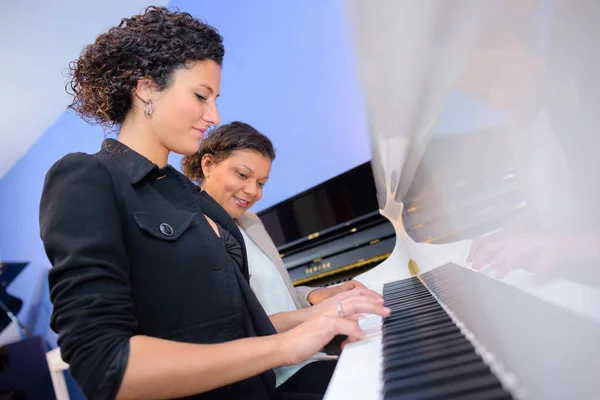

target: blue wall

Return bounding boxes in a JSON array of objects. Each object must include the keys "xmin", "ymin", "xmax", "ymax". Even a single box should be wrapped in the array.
[
  {"xmin": 167, "ymin": 0, "xmax": 371, "ymax": 210},
  {"xmin": 0, "ymin": 112, "xmax": 105, "ymax": 344},
  {"xmin": 0, "ymin": 0, "xmax": 370, "ymax": 348}
]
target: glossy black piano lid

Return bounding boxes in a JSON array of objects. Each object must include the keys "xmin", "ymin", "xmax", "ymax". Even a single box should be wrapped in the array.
[{"xmin": 257, "ymin": 161, "xmax": 379, "ymax": 249}]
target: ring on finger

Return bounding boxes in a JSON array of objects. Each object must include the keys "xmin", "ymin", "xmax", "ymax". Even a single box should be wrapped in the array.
[{"xmin": 337, "ymin": 302, "xmax": 345, "ymax": 318}]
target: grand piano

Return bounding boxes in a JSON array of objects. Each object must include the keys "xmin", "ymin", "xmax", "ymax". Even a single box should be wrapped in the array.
[
  {"xmin": 258, "ymin": 127, "xmax": 600, "ymax": 399},
  {"xmin": 259, "ymin": 144, "xmax": 600, "ymax": 399},
  {"xmin": 259, "ymin": 0, "xmax": 600, "ymax": 398}
]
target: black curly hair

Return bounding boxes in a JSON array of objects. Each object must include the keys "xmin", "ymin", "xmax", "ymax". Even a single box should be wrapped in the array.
[
  {"xmin": 67, "ymin": 6, "xmax": 224, "ymax": 128},
  {"xmin": 181, "ymin": 121, "xmax": 276, "ymax": 184}
]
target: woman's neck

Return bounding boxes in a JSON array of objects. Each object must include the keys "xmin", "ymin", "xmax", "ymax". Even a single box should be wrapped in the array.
[
  {"xmin": 200, "ymin": 183, "xmax": 213, "ymax": 197},
  {"xmin": 118, "ymin": 117, "xmax": 170, "ymax": 167}
]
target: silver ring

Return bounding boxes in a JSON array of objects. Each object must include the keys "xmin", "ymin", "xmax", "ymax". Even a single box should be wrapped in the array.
[{"xmin": 337, "ymin": 302, "xmax": 345, "ymax": 318}]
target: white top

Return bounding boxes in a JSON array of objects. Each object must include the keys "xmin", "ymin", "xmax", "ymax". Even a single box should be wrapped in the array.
[
  {"xmin": 239, "ymin": 226, "xmax": 329, "ymax": 387},
  {"xmin": 240, "ymin": 227, "xmax": 297, "ymax": 315},
  {"xmin": 528, "ymin": 110, "xmax": 575, "ymax": 228}
]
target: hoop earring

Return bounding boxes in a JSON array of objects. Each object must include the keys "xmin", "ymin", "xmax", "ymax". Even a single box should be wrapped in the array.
[{"xmin": 143, "ymin": 99, "xmax": 155, "ymax": 118}]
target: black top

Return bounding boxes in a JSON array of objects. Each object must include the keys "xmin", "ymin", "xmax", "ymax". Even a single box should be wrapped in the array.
[
  {"xmin": 40, "ymin": 139, "xmax": 277, "ymax": 400},
  {"xmin": 218, "ymin": 224, "xmax": 245, "ymax": 271}
]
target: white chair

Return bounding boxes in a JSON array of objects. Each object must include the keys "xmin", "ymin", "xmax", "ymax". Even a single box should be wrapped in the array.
[{"xmin": 46, "ymin": 347, "xmax": 70, "ymax": 400}]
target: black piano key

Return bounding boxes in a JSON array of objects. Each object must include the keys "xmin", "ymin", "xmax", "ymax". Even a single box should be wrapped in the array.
[
  {"xmin": 384, "ymin": 320, "xmax": 458, "ymax": 337},
  {"xmin": 384, "ymin": 352, "xmax": 483, "ymax": 382},
  {"xmin": 384, "ymin": 310, "xmax": 449, "ymax": 327},
  {"xmin": 388, "ymin": 307, "xmax": 437, "ymax": 319},
  {"xmin": 444, "ymin": 387, "xmax": 514, "ymax": 400},
  {"xmin": 384, "ymin": 285, "xmax": 422, "ymax": 295},
  {"xmin": 384, "ymin": 286, "xmax": 430, "ymax": 298},
  {"xmin": 382, "ymin": 326, "xmax": 462, "ymax": 354},
  {"xmin": 386, "ymin": 295, "xmax": 431, "ymax": 305},
  {"xmin": 386, "ymin": 290, "xmax": 434, "ymax": 301},
  {"xmin": 385, "ymin": 282, "xmax": 428, "ymax": 292},
  {"xmin": 383, "ymin": 316, "xmax": 449, "ymax": 333},
  {"xmin": 384, "ymin": 341, "xmax": 474, "ymax": 371},
  {"xmin": 384, "ymin": 281, "xmax": 427, "ymax": 292},
  {"xmin": 386, "ymin": 305, "xmax": 440, "ymax": 317},
  {"xmin": 385, "ymin": 304, "xmax": 444, "ymax": 320},
  {"xmin": 383, "ymin": 311, "xmax": 451, "ymax": 333},
  {"xmin": 386, "ymin": 297, "xmax": 434, "ymax": 309},
  {"xmin": 385, "ymin": 306, "xmax": 445, "ymax": 323},
  {"xmin": 384, "ymin": 308, "xmax": 446, "ymax": 327},
  {"xmin": 384, "ymin": 312, "xmax": 455, "ymax": 335},
  {"xmin": 383, "ymin": 332, "xmax": 466, "ymax": 358},
  {"xmin": 386, "ymin": 299, "xmax": 439, "ymax": 312},
  {"xmin": 385, "ymin": 289, "xmax": 427, "ymax": 298},
  {"xmin": 383, "ymin": 285, "xmax": 422, "ymax": 295},
  {"xmin": 384, "ymin": 319, "xmax": 455, "ymax": 342},
  {"xmin": 383, "ymin": 335, "xmax": 467, "ymax": 362},
  {"xmin": 384, "ymin": 359, "xmax": 492, "ymax": 395},
  {"xmin": 386, "ymin": 302, "xmax": 444, "ymax": 316},
  {"xmin": 386, "ymin": 303, "xmax": 442, "ymax": 319},
  {"xmin": 394, "ymin": 374, "xmax": 506, "ymax": 400}
]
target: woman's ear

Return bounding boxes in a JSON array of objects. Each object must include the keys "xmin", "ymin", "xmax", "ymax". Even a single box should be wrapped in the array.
[
  {"xmin": 201, "ymin": 154, "xmax": 215, "ymax": 179},
  {"xmin": 134, "ymin": 77, "xmax": 157, "ymax": 105}
]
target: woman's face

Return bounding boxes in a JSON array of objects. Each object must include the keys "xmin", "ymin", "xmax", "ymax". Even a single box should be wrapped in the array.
[
  {"xmin": 147, "ymin": 60, "xmax": 222, "ymax": 156},
  {"xmin": 459, "ymin": 34, "xmax": 542, "ymax": 111},
  {"xmin": 202, "ymin": 150, "xmax": 272, "ymax": 219}
]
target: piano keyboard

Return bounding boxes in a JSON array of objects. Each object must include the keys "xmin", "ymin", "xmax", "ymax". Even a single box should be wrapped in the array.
[
  {"xmin": 325, "ymin": 263, "xmax": 600, "ymax": 400},
  {"xmin": 381, "ymin": 277, "xmax": 514, "ymax": 399}
]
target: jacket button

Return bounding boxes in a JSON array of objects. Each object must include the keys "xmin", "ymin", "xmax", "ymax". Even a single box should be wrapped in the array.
[{"xmin": 159, "ymin": 223, "xmax": 174, "ymax": 237}]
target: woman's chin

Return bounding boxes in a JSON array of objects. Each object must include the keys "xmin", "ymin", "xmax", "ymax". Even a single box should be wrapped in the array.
[
  {"xmin": 227, "ymin": 206, "xmax": 246, "ymax": 219},
  {"xmin": 174, "ymin": 139, "xmax": 202, "ymax": 156}
]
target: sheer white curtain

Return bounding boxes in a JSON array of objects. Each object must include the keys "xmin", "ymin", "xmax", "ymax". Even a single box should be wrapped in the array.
[
  {"xmin": 346, "ymin": 0, "xmax": 600, "ymax": 289},
  {"xmin": 345, "ymin": 0, "xmax": 487, "ymax": 284},
  {"xmin": 344, "ymin": 1, "xmax": 600, "ymax": 397},
  {"xmin": 347, "ymin": 0, "xmax": 485, "ymax": 209}
]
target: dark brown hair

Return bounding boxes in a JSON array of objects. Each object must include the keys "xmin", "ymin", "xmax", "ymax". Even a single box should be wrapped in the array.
[
  {"xmin": 66, "ymin": 6, "xmax": 224, "ymax": 128},
  {"xmin": 181, "ymin": 121, "xmax": 276, "ymax": 183}
]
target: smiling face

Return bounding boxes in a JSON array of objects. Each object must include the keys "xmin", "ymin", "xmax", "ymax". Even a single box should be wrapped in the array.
[
  {"xmin": 201, "ymin": 150, "xmax": 273, "ymax": 218},
  {"xmin": 458, "ymin": 25, "xmax": 542, "ymax": 111},
  {"xmin": 138, "ymin": 60, "xmax": 222, "ymax": 156}
]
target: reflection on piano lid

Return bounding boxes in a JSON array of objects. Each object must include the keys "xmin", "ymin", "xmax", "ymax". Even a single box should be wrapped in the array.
[
  {"xmin": 401, "ymin": 128, "xmax": 525, "ymax": 245},
  {"xmin": 324, "ymin": 263, "xmax": 600, "ymax": 400},
  {"xmin": 258, "ymin": 131, "xmax": 525, "ymax": 287}
]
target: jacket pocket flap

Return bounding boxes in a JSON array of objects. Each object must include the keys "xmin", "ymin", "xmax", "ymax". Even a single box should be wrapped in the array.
[{"xmin": 133, "ymin": 210, "xmax": 195, "ymax": 241}]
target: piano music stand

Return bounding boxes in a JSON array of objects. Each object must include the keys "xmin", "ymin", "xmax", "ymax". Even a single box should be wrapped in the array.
[{"xmin": 0, "ymin": 262, "xmax": 30, "ymax": 338}]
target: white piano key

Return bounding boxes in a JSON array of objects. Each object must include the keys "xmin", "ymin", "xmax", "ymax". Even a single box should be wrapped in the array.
[
  {"xmin": 358, "ymin": 313, "xmax": 383, "ymax": 338},
  {"xmin": 323, "ymin": 333, "xmax": 383, "ymax": 400}
]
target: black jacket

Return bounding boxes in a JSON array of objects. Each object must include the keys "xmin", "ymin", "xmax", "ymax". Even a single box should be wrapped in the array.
[{"xmin": 40, "ymin": 139, "xmax": 277, "ymax": 400}]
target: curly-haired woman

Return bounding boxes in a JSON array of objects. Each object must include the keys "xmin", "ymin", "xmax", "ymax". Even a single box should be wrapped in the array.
[{"xmin": 39, "ymin": 7, "xmax": 389, "ymax": 400}]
